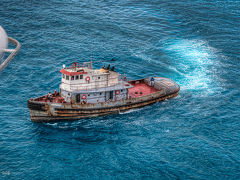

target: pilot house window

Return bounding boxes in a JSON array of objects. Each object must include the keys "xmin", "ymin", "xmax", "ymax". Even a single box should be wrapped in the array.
[
  {"xmin": 71, "ymin": 76, "xmax": 74, "ymax": 80},
  {"xmin": 80, "ymin": 75, "xmax": 83, "ymax": 79},
  {"xmin": 66, "ymin": 75, "xmax": 69, "ymax": 80},
  {"xmin": 76, "ymin": 75, "xmax": 79, "ymax": 80}
]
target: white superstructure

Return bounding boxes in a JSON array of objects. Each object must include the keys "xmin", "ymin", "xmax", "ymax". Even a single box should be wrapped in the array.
[
  {"xmin": 0, "ymin": 26, "xmax": 8, "ymax": 61},
  {"xmin": 59, "ymin": 62, "xmax": 133, "ymax": 103},
  {"xmin": 0, "ymin": 26, "xmax": 20, "ymax": 71}
]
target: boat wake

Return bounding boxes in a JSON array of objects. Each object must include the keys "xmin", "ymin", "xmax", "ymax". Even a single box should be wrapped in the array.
[
  {"xmin": 130, "ymin": 38, "xmax": 223, "ymax": 96},
  {"xmin": 119, "ymin": 108, "xmax": 143, "ymax": 114},
  {"xmin": 163, "ymin": 39, "xmax": 223, "ymax": 95}
]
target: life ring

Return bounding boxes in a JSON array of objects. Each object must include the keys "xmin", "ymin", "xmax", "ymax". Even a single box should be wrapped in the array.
[
  {"xmin": 81, "ymin": 94, "xmax": 87, "ymax": 99},
  {"xmin": 85, "ymin": 76, "xmax": 90, "ymax": 82},
  {"xmin": 115, "ymin": 90, "xmax": 120, "ymax": 95}
]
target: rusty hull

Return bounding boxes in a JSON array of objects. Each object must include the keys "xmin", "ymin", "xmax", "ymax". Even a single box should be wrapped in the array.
[{"xmin": 28, "ymin": 77, "xmax": 180, "ymax": 123}]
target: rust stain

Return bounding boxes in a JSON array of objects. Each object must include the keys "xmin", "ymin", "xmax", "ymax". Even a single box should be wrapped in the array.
[{"xmin": 28, "ymin": 91, "xmax": 179, "ymax": 123}]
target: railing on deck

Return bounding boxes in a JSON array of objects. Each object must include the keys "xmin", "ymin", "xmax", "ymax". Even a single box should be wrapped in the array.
[
  {"xmin": 64, "ymin": 62, "xmax": 91, "ymax": 70},
  {"xmin": 0, "ymin": 37, "xmax": 21, "ymax": 71},
  {"xmin": 67, "ymin": 80, "xmax": 127, "ymax": 91}
]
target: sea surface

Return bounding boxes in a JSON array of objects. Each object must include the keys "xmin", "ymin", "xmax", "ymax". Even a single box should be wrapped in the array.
[{"xmin": 0, "ymin": 0, "xmax": 240, "ymax": 179}]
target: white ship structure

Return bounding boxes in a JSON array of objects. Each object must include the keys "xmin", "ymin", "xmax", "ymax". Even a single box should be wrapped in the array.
[{"xmin": 0, "ymin": 26, "xmax": 20, "ymax": 71}]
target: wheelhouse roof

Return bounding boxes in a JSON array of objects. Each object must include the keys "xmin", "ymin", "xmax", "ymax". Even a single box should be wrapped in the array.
[{"xmin": 60, "ymin": 69, "xmax": 88, "ymax": 76}]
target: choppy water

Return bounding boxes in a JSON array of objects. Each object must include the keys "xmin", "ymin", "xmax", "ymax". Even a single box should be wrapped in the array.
[{"xmin": 1, "ymin": 0, "xmax": 240, "ymax": 179}]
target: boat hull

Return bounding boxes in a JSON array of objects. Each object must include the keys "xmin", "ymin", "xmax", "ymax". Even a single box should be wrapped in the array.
[{"xmin": 28, "ymin": 77, "xmax": 180, "ymax": 123}]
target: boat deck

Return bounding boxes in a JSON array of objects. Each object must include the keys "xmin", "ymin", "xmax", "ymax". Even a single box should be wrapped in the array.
[
  {"xmin": 34, "ymin": 81, "xmax": 159, "ymax": 103},
  {"xmin": 128, "ymin": 81, "xmax": 158, "ymax": 98},
  {"xmin": 34, "ymin": 93, "xmax": 65, "ymax": 103}
]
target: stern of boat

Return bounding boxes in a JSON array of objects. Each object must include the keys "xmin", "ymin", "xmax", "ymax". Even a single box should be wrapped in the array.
[{"xmin": 150, "ymin": 77, "xmax": 180, "ymax": 95}]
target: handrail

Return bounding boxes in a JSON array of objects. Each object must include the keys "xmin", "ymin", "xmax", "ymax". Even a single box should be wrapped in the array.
[
  {"xmin": 0, "ymin": 37, "xmax": 21, "ymax": 72},
  {"xmin": 69, "ymin": 81, "xmax": 127, "ymax": 91}
]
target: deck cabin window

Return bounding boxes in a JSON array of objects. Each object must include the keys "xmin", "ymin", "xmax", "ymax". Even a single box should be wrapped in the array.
[
  {"xmin": 76, "ymin": 75, "xmax": 79, "ymax": 80},
  {"xmin": 71, "ymin": 76, "xmax": 74, "ymax": 80},
  {"xmin": 98, "ymin": 77, "xmax": 100, "ymax": 79},
  {"xmin": 80, "ymin": 75, "xmax": 83, "ymax": 79},
  {"xmin": 66, "ymin": 75, "xmax": 69, "ymax": 80},
  {"xmin": 62, "ymin": 74, "xmax": 65, "ymax": 79},
  {"xmin": 109, "ymin": 91, "xmax": 113, "ymax": 99}
]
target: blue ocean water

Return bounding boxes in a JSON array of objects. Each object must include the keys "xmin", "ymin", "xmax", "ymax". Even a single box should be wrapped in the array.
[{"xmin": 1, "ymin": 0, "xmax": 240, "ymax": 179}]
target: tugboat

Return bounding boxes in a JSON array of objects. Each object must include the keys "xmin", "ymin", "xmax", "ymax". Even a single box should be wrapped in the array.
[{"xmin": 27, "ymin": 62, "xmax": 180, "ymax": 123}]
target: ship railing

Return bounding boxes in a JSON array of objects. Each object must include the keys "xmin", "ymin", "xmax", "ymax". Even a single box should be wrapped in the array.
[
  {"xmin": 69, "ymin": 80, "xmax": 127, "ymax": 91},
  {"xmin": 63, "ymin": 62, "xmax": 92, "ymax": 70},
  {"xmin": 0, "ymin": 37, "xmax": 21, "ymax": 71}
]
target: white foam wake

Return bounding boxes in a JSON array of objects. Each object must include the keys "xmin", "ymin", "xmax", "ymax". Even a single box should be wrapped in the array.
[{"xmin": 164, "ymin": 39, "xmax": 221, "ymax": 94}]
